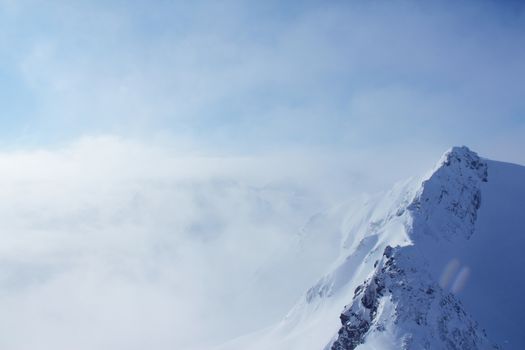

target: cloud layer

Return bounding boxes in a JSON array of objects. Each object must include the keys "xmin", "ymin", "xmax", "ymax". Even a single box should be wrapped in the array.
[
  {"xmin": 0, "ymin": 136, "xmax": 392, "ymax": 349},
  {"xmin": 0, "ymin": 137, "xmax": 316, "ymax": 349}
]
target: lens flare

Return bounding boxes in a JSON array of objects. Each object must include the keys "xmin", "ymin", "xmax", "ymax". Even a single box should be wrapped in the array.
[
  {"xmin": 439, "ymin": 259, "xmax": 460, "ymax": 289},
  {"xmin": 451, "ymin": 266, "xmax": 471, "ymax": 294}
]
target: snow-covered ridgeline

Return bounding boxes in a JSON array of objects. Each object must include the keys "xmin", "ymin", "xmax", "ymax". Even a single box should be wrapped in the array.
[
  {"xmin": 328, "ymin": 147, "xmax": 498, "ymax": 349},
  {"xmin": 218, "ymin": 146, "xmax": 525, "ymax": 350}
]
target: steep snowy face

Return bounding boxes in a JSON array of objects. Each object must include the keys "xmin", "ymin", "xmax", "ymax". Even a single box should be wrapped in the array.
[
  {"xmin": 409, "ymin": 146, "xmax": 488, "ymax": 242},
  {"xmin": 329, "ymin": 146, "xmax": 525, "ymax": 350},
  {"xmin": 327, "ymin": 146, "xmax": 509, "ymax": 350},
  {"xmin": 330, "ymin": 246, "xmax": 497, "ymax": 350}
]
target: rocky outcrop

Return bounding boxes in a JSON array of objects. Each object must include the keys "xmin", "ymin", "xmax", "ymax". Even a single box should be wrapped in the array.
[{"xmin": 330, "ymin": 246, "xmax": 498, "ymax": 350}]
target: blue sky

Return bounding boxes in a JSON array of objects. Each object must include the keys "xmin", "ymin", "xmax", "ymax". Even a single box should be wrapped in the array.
[{"xmin": 0, "ymin": 0, "xmax": 524, "ymax": 163}]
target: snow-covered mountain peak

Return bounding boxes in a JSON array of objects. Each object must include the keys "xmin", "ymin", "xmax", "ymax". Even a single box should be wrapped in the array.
[
  {"xmin": 218, "ymin": 147, "xmax": 525, "ymax": 350},
  {"xmin": 291, "ymin": 147, "xmax": 491, "ymax": 309},
  {"xmin": 427, "ymin": 146, "xmax": 488, "ymax": 191},
  {"xmin": 325, "ymin": 147, "xmax": 500, "ymax": 349},
  {"xmin": 438, "ymin": 146, "xmax": 485, "ymax": 172},
  {"xmin": 408, "ymin": 146, "xmax": 488, "ymax": 242},
  {"xmin": 431, "ymin": 146, "xmax": 488, "ymax": 190}
]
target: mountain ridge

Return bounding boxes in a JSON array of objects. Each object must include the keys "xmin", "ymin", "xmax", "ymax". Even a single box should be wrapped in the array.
[{"xmin": 217, "ymin": 146, "xmax": 525, "ymax": 350}]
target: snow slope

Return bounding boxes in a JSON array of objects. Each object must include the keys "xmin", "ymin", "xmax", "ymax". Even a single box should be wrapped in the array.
[{"xmin": 218, "ymin": 146, "xmax": 525, "ymax": 350}]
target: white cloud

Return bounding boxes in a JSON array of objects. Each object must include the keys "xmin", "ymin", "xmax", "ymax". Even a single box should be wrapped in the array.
[{"xmin": 0, "ymin": 136, "xmax": 382, "ymax": 349}]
